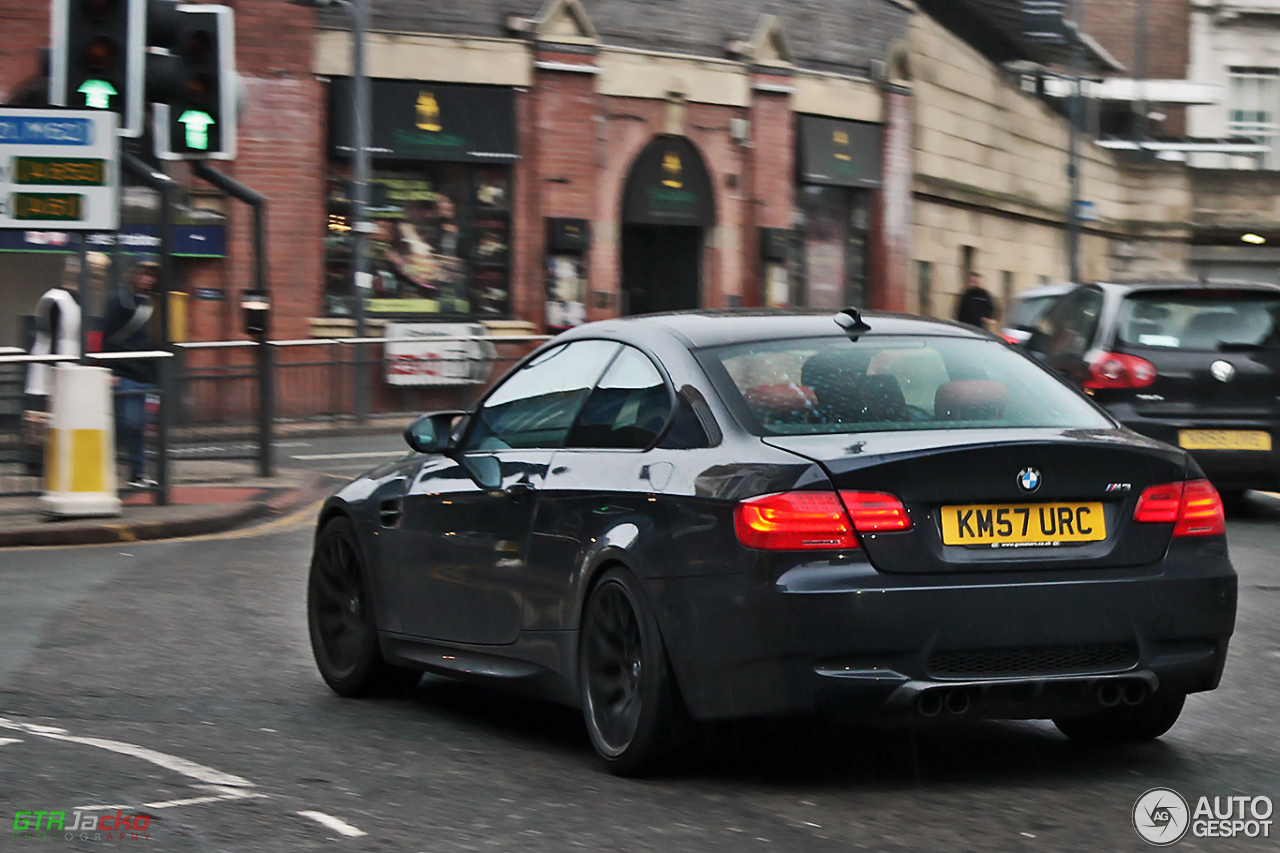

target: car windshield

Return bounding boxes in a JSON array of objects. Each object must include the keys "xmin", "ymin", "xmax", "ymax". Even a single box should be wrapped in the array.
[
  {"xmin": 1116, "ymin": 291, "xmax": 1280, "ymax": 350},
  {"xmin": 700, "ymin": 335, "xmax": 1111, "ymax": 435}
]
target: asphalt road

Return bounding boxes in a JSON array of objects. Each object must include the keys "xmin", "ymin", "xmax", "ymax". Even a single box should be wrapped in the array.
[{"xmin": 1, "ymin": 478, "xmax": 1278, "ymax": 852}]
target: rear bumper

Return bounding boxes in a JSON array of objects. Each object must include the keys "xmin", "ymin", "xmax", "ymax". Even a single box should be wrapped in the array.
[
  {"xmin": 1115, "ymin": 416, "xmax": 1280, "ymax": 491},
  {"xmin": 652, "ymin": 538, "xmax": 1236, "ymax": 721}
]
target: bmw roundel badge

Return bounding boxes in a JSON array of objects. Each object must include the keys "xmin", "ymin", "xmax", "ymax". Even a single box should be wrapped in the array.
[{"xmin": 1017, "ymin": 467, "xmax": 1041, "ymax": 492}]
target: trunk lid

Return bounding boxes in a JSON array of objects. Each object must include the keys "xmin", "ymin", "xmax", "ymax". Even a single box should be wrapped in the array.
[{"xmin": 763, "ymin": 427, "xmax": 1189, "ymax": 574}]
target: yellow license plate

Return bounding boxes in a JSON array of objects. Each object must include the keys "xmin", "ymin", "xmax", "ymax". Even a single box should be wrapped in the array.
[
  {"xmin": 1178, "ymin": 430, "xmax": 1272, "ymax": 451},
  {"xmin": 940, "ymin": 502, "xmax": 1106, "ymax": 546}
]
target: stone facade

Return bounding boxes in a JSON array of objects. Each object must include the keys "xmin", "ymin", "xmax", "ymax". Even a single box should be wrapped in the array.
[{"xmin": 908, "ymin": 12, "xmax": 1192, "ymax": 319}]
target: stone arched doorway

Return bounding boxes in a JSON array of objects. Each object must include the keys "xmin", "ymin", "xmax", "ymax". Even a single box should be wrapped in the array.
[{"xmin": 619, "ymin": 136, "xmax": 716, "ymax": 315}]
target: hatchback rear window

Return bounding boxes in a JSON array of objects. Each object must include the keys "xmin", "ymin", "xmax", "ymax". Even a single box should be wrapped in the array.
[
  {"xmin": 699, "ymin": 335, "xmax": 1111, "ymax": 435},
  {"xmin": 1009, "ymin": 294, "xmax": 1062, "ymax": 327},
  {"xmin": 1117, "ymin": 291, "xmax": 1280, "ymax": 350}
]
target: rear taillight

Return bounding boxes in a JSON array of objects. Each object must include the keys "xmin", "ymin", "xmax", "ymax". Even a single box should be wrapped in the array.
[
  {"xmin": 840, "ymin": 491, "xmax": 912, "ymax": 532},
  {"xmin": 735, "ymin": 491, "xmax": 910, "ymax": 550},
  {"xmin": 1132, "ymin": 479, "xmax": 1225, "ymax": 536},
  {"xmin": 1085, "ymin": 352, "xmax": 1157, "ymax": 389},
  {"xmin": 1174, "ymin": 480, "xmax": 1226, "ymax": 536},
  {"xmin": 735, "ymin": 492, "xmax": 857, "ymax": 551}
]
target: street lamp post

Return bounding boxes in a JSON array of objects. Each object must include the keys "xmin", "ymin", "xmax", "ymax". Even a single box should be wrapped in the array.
[
  {"xmin": 1004, "ymin": 56, "xmax": 1084, "ymax": 284},
  {"xmin": 291, "ymin": 0, "xmax": 370, "ymax": 423}
]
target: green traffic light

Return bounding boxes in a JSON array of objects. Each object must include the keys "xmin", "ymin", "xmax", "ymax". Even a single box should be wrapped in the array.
[
  {"xmin": 178, "ymin": 110, "xmax": 214, "ymax": 150},
  {"xmin": 77, "ymin": 79, "xmax": 117, "ymax": 109}
]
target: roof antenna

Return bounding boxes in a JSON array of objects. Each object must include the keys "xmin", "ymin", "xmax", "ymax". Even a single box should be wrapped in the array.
[{"xmin": 834, "ymin": 307, "xmax": 871, "ymax": 339}]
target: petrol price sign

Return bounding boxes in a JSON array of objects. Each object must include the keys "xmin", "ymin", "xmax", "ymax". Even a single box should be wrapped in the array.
[{"xmin": 0, "ymin": 108, "xmax": 119, "ymax": 231}]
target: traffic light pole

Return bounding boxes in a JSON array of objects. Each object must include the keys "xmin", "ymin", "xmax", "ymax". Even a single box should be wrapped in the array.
[
  {"xmin": 121, "ymin": 151, "xmax": 175, "ymax": 506},
  {"xmin": 192, "ymin": 162, "xmax": 274, "ymax": 478},
  {"xmin": 351, "ymin": 0, "xmax": 371, "ymax": 424}
]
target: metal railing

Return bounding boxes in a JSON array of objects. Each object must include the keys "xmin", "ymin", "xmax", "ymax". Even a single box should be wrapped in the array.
[{"xmin": 1, "ymin": 334, "xmax": 549, "ymax": 499}]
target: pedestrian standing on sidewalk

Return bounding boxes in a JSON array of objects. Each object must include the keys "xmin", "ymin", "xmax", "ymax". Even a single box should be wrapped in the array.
[
  {"xmin": 102, "ymin": 260, "xmax": 161, "ymax": 489},
  {"xmin": 22, "ymin": 255, "xmax": 83, "ymax": 476},
  {"xmin": 955, "ymin": 271, "xmax": 997, "ymax": 332}
]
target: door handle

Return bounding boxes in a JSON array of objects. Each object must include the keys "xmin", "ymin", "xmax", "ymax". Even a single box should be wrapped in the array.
[
  {"xmin": 378, "ymin": 499, "xmax": 402, "ymax": 527},
  {"xmin": 504, "ymin": 482, "xmax": 535, "ymax": 503}
]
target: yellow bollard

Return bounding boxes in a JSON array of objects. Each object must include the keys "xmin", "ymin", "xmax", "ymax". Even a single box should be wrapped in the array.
[{"xmin": 40, "ymin": 364, "xmax": 121, "ymax": 518}]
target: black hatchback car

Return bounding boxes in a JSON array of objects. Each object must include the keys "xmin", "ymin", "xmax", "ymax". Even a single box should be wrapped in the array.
[
  {"xmin": 1025, "ymin": 280, "xmax": 1280, "ymax": 497},
  {"xmin": 307, "ymin": 310, "xmax": 1236, "ymax": 775}
]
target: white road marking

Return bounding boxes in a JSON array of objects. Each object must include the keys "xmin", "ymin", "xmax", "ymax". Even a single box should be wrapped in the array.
[
  {"xmin": 298, "ymin": 810, "xmax": 367, "ymax": 838},
  {"xmin": 0, "ymin": 737, "xmax": 23, "ymax": 746},
  {"xmin": 144, "ymin": 791, "xmax": 267, "ymax": 809},
  {"xmin": 0, "ymin": 717, "xmax": 252, "ymax": 788},
  {"xmin": 290, "ymin": 451, "xmax": 405, "ymax": 461}
]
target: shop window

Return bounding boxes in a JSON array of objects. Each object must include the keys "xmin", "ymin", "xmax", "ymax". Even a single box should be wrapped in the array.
[{"xmin": 325, "ymin": 164, "xmax": 511, "ymax": 318}]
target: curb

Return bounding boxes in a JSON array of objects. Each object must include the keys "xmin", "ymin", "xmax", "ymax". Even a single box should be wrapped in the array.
[{"xmin": 0, "ymin": 473, "xmax": 334, "ymax": 547}]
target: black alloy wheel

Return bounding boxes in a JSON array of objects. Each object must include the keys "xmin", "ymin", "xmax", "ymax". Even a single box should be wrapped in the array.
[
  {"xmin": 1053, "ymin": 689, "xmax": 1186, "ymax": 744},
  {"xmin": 307, "ymin": 517, "xmax": 419, "ymax": 697},
  {"xmin": 579, "ymin": 567, "xmax": 687, "ymax": 776}
]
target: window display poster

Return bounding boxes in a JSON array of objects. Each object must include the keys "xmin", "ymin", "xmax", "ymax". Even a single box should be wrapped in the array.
[
  {"xmin": 326, "ymin": 163, "xmax": 511, "ymax": 318},
  {"xmin": 546, "ymin": 254, "xmax": 586, "ymax": 329}
]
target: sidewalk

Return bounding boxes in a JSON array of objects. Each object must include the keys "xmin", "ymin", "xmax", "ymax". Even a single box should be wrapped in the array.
[{"xmin": 0, "ymin": 460, "xmax": 336, "ymax": 547}]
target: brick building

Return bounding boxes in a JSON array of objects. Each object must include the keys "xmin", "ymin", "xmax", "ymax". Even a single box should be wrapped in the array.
[{"xmin": 0, "ymin": 0, "xmax": 917, "ymax": 355}]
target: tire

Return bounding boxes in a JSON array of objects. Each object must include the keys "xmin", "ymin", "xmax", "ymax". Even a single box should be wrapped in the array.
[
  {"xmin": 1053, "ymin": 690, "xmax": 1186, "ymax": 744},
  {"xmin": 579, "ymin": 567, "xmax": 688, "ymax": 776},
  {"xmin": 307, "ymin": 517, "xmax": 420, "ymax": 697}
]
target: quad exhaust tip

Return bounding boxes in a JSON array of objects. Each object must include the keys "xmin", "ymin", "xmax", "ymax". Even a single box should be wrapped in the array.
[
  {"xmin": 916, "ymin": 689, "xmax": 972, "ymax": 716},
  {"xmin": 944, "ymin": 689, "xmax": 971, "ymax": 715},
  {"xmin": 1098, "ymin": 683, "xmax": 1123, "ymax": 707},
  {"xmin": 915, "ymin": 680, "xmax": 1147, "ymax": 717},
  {"xmin": 917, "ymin": 691, "xmax": 944, "ymax": 717},
  {"xmin": 1122, "ymin": 682, "xmax": 1148, "ymax": 706}
]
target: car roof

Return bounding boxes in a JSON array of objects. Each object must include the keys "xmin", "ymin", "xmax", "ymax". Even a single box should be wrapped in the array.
[
  {"xmin": 558, "ymin": 309, "xmax": 991, "ymax": 349},
  {"xmin": 1091, "ymin": 279, "xmax": 1280, "ymax": 295},
  {"xmin": 1013, "ymin": 281, "xmax": 1076, "ymax": 298}
]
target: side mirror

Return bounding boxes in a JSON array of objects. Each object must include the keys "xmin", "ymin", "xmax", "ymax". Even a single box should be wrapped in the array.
[{"xmin": 404, "ymin": 410, "xmax": 467, "ymax": 454}]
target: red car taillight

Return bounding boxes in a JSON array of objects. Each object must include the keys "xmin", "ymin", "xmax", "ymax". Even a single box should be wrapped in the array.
[
  {"xmin": 735, "ymin": 491, "xmax": 910, "ymax": 550},
  {"xmin": 840, "ymin": 491, "xmax": 912, "ymax": 532},
  {"xmin": 1132, "ymin": 479, "xmax": 1225, "ymax": 536},
  {"xmin": 1085, "ymin": 352, "xmax": 1157, "ymax": 389}
]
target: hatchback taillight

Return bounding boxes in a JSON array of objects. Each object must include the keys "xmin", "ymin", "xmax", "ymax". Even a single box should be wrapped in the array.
[
  {"xmin": 1132, "ymin": 479, "xmax": 1225, "ymax": 536},
  {"xmin": 735, "ymin": 491, "xmax": 910, "ymax": 550},
  {"xmin": 1085, "ymin": 352, "xmax": 1157, "ymax": 389}
]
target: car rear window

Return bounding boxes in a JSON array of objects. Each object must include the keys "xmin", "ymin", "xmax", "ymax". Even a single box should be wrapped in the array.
[
  {"xmin": 1009, "ymin": 294, "xmax": 1061, "ymax": 327},
  {"xmin": 1116, "ymin": 291, "xmax": 1280, "ymax": 350},
  {"xmin": 699, "ymin": 335, "xmax": 1111, "ymax": 435}
]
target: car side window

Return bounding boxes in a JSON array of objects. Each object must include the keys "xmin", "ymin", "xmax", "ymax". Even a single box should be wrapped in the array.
[
  {"xmin": 1027, "ymin": 288, "xmax": 1103, "ymax": 358},
  {"xmin": 463, "ymin": 340, "xmax": 621, "ymax": 451},
  {"xmin": 567, "ymin": 346, "xmax": 672, "ymax": 449}
]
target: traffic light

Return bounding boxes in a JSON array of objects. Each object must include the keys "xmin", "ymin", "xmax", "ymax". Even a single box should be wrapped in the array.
[
  {"xmin": 151, "ymin": 4, "xmax": 236, "ymax": 160},
  {"xmin": 49, "ymin": 0, "xmax": 146, "ymax": 136}
]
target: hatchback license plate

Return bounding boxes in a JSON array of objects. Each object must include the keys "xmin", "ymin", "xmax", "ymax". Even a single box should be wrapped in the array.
[
  {"xmin": 1178, "ymin": 430, "xmax": 1271, "ymax": 451},
  {"xmin": 940, "ymin": 502, "xmax": 1106, "ymax": 546}
]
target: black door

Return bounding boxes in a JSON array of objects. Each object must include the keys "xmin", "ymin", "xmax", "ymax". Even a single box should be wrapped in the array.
[
  {"xmin": 394, "ymin": 339, "xmax": 622, "ymax": 644},
  {"xmin": 621, "ymin": 224, "xmax": 702, "ymax": 315}
]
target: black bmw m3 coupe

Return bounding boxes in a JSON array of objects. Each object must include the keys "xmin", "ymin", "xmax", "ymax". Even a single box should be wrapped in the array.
[{"xmin": 307, "ymin": 309, "xmax": 1237, "ymax": 775}]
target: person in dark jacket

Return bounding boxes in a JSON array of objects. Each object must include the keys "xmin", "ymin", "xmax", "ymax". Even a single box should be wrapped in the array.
[
  {"xmin": 101, "ymin": 260, "xmax": 160, "ymax": 488},
  {"xmin": 955, "ymin": 272, "xmax": 997, "ymax": 331}
]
